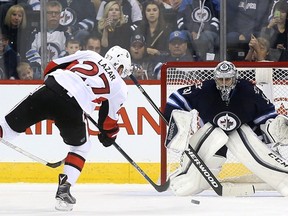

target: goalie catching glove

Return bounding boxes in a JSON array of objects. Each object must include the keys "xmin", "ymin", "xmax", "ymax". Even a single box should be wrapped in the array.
[
  {"xmin": 261, "ymin": 115, "xmax": 288, "ymax": 159},
  {"xmin": 98, "ymin": 126, "xmax": 119, "ymax": 147}
]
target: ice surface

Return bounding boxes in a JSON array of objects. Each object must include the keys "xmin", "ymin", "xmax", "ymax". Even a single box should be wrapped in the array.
[{"xmin": 0, "ymin": 183, "xmax": 287, "ymax": 216}]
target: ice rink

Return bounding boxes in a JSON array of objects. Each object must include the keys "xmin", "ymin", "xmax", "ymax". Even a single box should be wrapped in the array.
[{"xmin": 0, "ymin": 183, "xmax": 287, "ymax": 216}]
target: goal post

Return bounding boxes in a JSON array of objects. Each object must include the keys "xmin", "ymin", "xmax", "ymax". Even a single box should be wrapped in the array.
[{"xmin": 160, "ymin": 61, "xmax": 288, "ymax": 187}]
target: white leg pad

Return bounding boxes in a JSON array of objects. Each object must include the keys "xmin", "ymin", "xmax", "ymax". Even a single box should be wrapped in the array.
[
  {"xmin": 169, "ymin": 123, "xmax": 228, "ymax": 196},
  {"xmin": 170, "ymin": 155, "xmax": 226, "ymax": 196},
  {"xmin": 227, "ymin": 124, "xmax": 288, "ymax": 196}
]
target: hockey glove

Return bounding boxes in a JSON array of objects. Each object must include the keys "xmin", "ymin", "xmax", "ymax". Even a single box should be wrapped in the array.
[{"xmin": 98, "ymin": 126, "xmax": 119, "ymax": 147}]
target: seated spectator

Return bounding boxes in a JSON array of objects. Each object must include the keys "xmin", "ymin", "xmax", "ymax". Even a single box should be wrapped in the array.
[
  {"xmin": 245, "ymin": 36, "xmax": 273, "ymax": 62},
  {"xmin": 26, "ymin": 1, "xmax": 68, "ymax": 70},
  {"xmin": 0, "ymin": 32, "xmax": 20, "ymax": 79},
  {"xmin": 82, "ymin": 34, "xmax": 102, "ymax": 54},
  {"xmin": 129, "ymin": 34, "xmax": 156, "ymax": 80},
  {"xmin": 261, "ymin": 0, "xmax": 288, "ymax": 51},
  {"xmin": 153, "ymin": 30, "xmax": 195, "ymax": 79},
  {"xmin": 96, "ymin": 0, "xmax": 142, "ymax": 31},
  {"xmin": 57, "ymin": 0, "xmax": 96, "ymax": 45},
  {"xmin": 137, "ymin": 0, "xmax": 172, "ymax": 58},
  {"xmin": 59, "ymin": 38, "xmax": 81, "ymax": 57},
  {"xmin": 16, "ymin": 61, "xmax": 34, "ymax": 80},
  {"xmin": 97, "ymin": 1, "xmax": 132, "ymax": 53},
  {"xmin": 176, "ymin": 0, "xmax": 220, "ymax": 61},
  {"xmin": 0, "ymin": 4, "xmax": 31, "ymax": 59}
]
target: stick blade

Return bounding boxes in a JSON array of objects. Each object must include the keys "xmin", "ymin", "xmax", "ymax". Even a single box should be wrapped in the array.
[
  {"xmin": 154, "ymin": 179, "xmax": 170, "ymax": 192},
  {"xmin": 46, "ymin": 160, "xmax": 64, "ymax": 168}
]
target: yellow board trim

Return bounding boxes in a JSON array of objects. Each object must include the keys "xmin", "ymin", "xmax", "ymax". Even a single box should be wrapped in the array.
[{"xmin": 0, "ymin": 162, "xmax": 161, "ymax": 183}]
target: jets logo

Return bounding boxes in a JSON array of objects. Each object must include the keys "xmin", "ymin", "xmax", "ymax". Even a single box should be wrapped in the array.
[
  {"xmin": 213, "ymin": 112, "xmax": 241, "ymax": 132},
  {"xmin": 60, "ymin": 7, "xmax": 77, "ymax": 26},
  {"xmin": 191, "ymin": 6, "xmax": 211, "ymax": 23}
]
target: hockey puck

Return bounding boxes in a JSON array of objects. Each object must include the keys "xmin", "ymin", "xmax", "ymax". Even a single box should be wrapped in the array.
[{"xmin": 191, "ymin": 199, "xmax": 200, "ymax": 205}]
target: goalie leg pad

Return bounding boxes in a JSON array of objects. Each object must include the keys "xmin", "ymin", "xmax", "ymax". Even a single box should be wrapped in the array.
[
  {"xmin": 169, "ymin": 123, "xmax": 228, "ymax": 196},
  {"xmin": 227, "ymin": 124, "xmax": 288, "ymax": 196},
  {"xmin": 170, "ymin": 155, "xmax": 226, "ymax": 196}
]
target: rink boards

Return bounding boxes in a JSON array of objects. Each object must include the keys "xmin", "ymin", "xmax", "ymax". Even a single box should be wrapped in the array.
[{"xmin": 0, "ymin": 83, "xmax": 161, "ymax": 183}]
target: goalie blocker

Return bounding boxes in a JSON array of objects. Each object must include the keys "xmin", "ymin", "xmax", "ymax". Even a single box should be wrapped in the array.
[{"xmin": 166, "ymin": 110, "xmax": 288, "ymax": 196}]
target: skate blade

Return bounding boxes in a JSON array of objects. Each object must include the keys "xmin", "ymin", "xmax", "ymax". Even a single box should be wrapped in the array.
[{"xmin": 55, "ymin": 198, "xmax": 74, "ymax": 211}]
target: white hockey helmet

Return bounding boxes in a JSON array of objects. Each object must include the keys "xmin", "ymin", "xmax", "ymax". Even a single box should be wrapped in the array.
[
  {"xmin": 214, "ymin": 61, "xmax": 238, "ymax": 102},
  {"xmin": 104, "ymin": 46, "xmax": 132, "ymax": 78}
]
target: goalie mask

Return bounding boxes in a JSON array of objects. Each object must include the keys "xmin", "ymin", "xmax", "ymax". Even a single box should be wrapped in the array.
[
  {"xmin": 104, "ymin": 46, "xmax": 132, "ymax": 78},
  {"xmin": 214, "ymin": 61, "xmax": 238, "ymax": 102}
]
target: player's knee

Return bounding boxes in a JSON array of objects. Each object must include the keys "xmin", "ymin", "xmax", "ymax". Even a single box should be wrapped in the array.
[
  {"xmin": 62, "ymin": 127, "xmax": 87, "ymax": 146},
  {"xmin": 69, "ymin": 139, "xmax": 92, "ymax": 159}
]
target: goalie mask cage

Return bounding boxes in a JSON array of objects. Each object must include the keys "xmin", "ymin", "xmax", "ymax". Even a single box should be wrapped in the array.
[{"xmin": 160, "ymin": 61, "xmax": 288, "ymax": 189}]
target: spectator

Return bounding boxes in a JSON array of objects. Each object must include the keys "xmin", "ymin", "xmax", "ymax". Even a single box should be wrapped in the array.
[
  {"xmin": 82, "ymin": 34, "xmax": 102, "ymax": 54},
  {"xmin": 226, "ymin": 1, "xmax": 272, "ymax": 50},
  {"xmin": 16, "ymin": 61, "xmax": 34, "ymax": 80},
  {"xmin": 0, "ymin": 32, "xmax": 20, "ymax": 79},
  {"xmin": 96, "ymin": 0, "xmax": 142, "ymax": 31},
  {"xmin": 261, "ymin": 0, "xmax": 288, "ymax": 50},
  {"xmin": 138, "ymin": 0, "xmax": 172, "ymax": 58},
  {"xmin": 176, "ymin": 0, "xmax": 220, "ymax": 61},
  {"xmin": 0, "ymin": 4, "xmax": 30, "ymax": 59},
  {"xmin": 59, "ymin": 38, "xmax": 81, "ymax": 57},
  {"xmin": 166, "ymin": 0, "xmax": 183, "ymax": 30},
  {"xmin": 245, "ymin": 36, "xmax": 272, "ymax": 62},
  {"xmin": 153, "ymin": 30, "xmax": 195, "ymax": 79},
  {"xmin": 26, "ymin": 1, "xmax": 68, "ymax": 70},
  {"xmin": 129, "ymin": 34, "xmax": 155, "ymax": 79},
  {"xmin": 97, "ymin": 1, "xmax": 132, "ymax": 53},
  {"xmin": 56, "ymin": 0, "xmax": 96, "ymax": 45}
]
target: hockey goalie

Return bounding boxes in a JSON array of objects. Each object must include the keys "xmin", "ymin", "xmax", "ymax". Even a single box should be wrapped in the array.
[{"xmin": 163, "ymin": 61, "xmax": 288, "ymax": 196}]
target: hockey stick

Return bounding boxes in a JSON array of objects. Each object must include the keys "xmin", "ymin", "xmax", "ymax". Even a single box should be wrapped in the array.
[
  {"xmin": 129, "ymin": 74, "xmax": 255, "ymax": 196},
  {"xmin": 86, "ymin": 114, "xmax": 170, "ymax": 192},
  {"xmin": 129, "ymin": 74, "xmax": 168, "ymax": 125},
  {"xmin": 0, "ymin": 137, "xmax": 64, "ymax": 168}
]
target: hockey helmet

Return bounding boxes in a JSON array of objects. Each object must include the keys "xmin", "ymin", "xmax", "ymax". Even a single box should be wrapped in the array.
[
  {"xmin": 214, "ymin": 61, "xmax": 238, "ymax": 102},
  {"xmin": 104, "ymin": 46, "xmax": 132, "ymax": 78}
]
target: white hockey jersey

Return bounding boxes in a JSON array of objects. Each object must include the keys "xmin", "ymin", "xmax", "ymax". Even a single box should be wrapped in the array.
[{"xmin": 44, "ymin": 50, "xmax": 128, "ymax": 127}]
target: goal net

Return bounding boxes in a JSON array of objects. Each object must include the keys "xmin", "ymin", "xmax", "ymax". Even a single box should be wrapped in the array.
[{"xmin": 160, "ymin": 61, "xmax": 288, "ymax": 188}]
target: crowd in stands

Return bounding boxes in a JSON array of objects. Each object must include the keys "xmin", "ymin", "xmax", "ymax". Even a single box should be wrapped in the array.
[{"xmin": 0, "ymin": 0, "xmax": 288, "ymax": 80}]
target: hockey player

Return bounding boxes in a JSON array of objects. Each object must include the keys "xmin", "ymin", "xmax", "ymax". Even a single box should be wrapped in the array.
[
  {"xmin": 0, "ymin": 46, "xmax": 131, "ymax": 211},
  {"xmin": 164, "ymin": 61, "xmax": 288, "ymax": 196}
]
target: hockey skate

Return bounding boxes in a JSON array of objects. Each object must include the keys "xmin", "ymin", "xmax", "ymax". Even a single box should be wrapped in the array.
[{"xmin": 55, "ymin": 174, "xmax": 76, "ymax": 211}]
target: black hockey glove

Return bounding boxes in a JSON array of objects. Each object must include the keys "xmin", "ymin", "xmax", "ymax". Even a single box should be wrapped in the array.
[
  {"xmin": 98, "ymin": 132, "xmax": 116, "ymax": 147},
  {"xmin": 98, "ymin": 126, "xmax": 119, "ymax": 147}
]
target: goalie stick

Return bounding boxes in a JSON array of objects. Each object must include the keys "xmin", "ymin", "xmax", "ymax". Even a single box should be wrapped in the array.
[
  {"xmin": 86, "ymin": 114, "xmax": 170, "ymax": 192},
  {"xmin": 129, "ymin": 74, "xmax": 255, "ymax": 196},
  {"xmin": 0, "ymin": 137, "xmax": 64, "ymax": 168}
]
